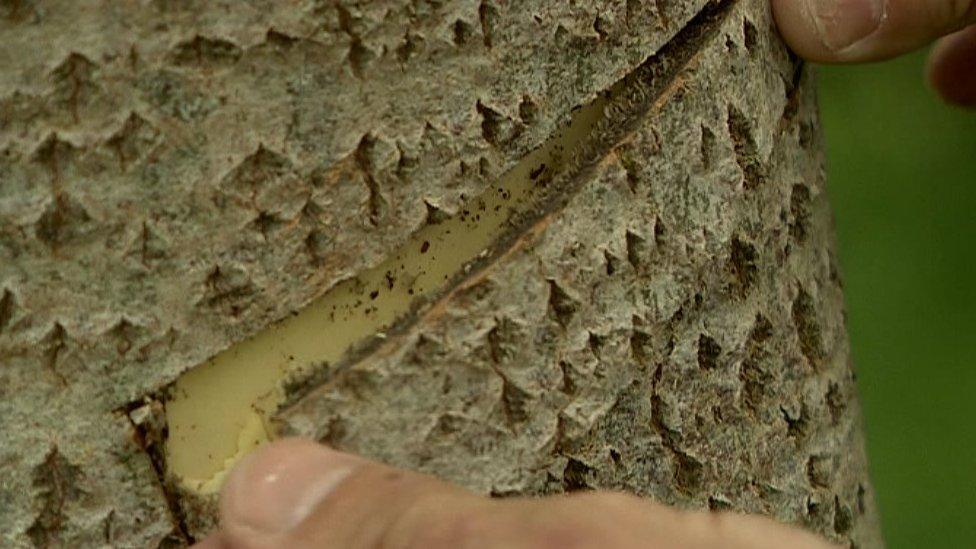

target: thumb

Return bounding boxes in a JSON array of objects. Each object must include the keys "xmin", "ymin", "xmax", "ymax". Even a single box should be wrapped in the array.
[
  {"xmin": 773, "ymin": 0, "xmax": 976, "ymax": 62},
  {"xmin": 199, "ymin": 438, "xmax": 837, "ymax": 549},
  {"xmin": 210, "ymin": 438, "xmax": 483, "ymax": 549}
]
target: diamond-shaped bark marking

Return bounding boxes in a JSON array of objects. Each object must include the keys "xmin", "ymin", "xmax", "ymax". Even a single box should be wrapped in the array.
[
  {"xmin": 169, "ymin": 35, "xmax": 242, "ymax": 67},
  {"xmin": 104, "ymin": 112, "xmax": 160, "ymax": 169},
  {"xmin": 476, "ymin": 100, "xmax": 521, "ymax": 147},
  {"xmin": 35, "ymin": 193, "xmax": 92, "ymax": 250},
  {"xmin": 789, "ymin": 184, "xmax": 812, "ymax": 243},
  {"xmin": 423, "ymin": 200, "xmax": 451, "ymax": 225},
  {"xmin": 263, "ymin": 28, "xmax": 300, "ymax": 49},
  {"xmin": 39, "ymin": 322, "xmax": 70, "ymax": 386},
  {"xmin": 127, "ymin": 220, "xmax": 168, "ymax": 267},
  {"xmin": 740, "ymin": 313, "xmax": 774, "ymax": 416},
  {"xmin": 395, "ymin": 31, "xmax": 425, "ymax": 63},
  {"xmin": 221, "ymin": 145, "xmax": 293, "ymax": 193},
  {"xmin": 334, "ymin": 3, "xmax": 376, "ymax": 78},
  {"xmin": 0, "ymin": 89, "xmax": 44, "ymax": 132},
  {"xmin": 49, "ymin": 52, "xmax": 98, "ymax": 123},
  {"xmin": 486, "ymin": 316, "xmax": 524, "ymax": 364},
  {"xmin": 0, "ymin": 288, "xmax": 17, "ymax": 334},
  {"xmin": 354, "ymin": 134, "xmax": 389, "ymax": 225},
  {"xmin": 792, "ymin": 288, "xmax": 824, "ymax": 368},
  {"xmin": 726, "ymin": 104, "xmax": 766, "ymax": 190},
  {"xmin": 728, "ymin": 236, "xmax": 758, "ymax": 296},
  {"xmin": 200, "ymin": 264, "xmax": 256, "ymax": 316},
  {"xmin": 138, "ymin": 69, "xmax": 217, "ymax": 121},
  {"xmin": 1, "ymin": 0, "xmax": 40, "ymax": 22},
  {"xmin": 547, "ymin": 280, "xmax": 579, "ymax": 328},
  {"xmin": 133, "ymin": 327, "xmax": 179, "ymax": 364},
  {"xmin": 250, "ymin": 210, "xmax": 285, "ymax": 239},
  {"xmin": 26, "ymin": 446, "xmax": 84, "ymax": 547},
  {"xmin": 478, "ymin": 1, "xmax": 498, "ymax": 48},
  {"xmin": 303, "ymin": 228, "xmax": 333, "ymax": 265},
  {"xmin": 107, "ymin": 317, "xmax": 141, "ymax": 356},
  {"xmin": 696, "ymin": 334, "xmax": 721, "ymax": 370},
  {"xmin": 452, "ymin": 18, "xmax": 475, "ymax": 47},
  {"xmin": 31, "ymin": 133, "xmax": 79, "ymax": 184}
]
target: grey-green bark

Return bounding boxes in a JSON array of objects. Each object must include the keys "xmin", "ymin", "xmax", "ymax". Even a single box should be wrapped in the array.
[{"xmin": 0, "ymin": 0, "xmax": 881, "ymax": 547}]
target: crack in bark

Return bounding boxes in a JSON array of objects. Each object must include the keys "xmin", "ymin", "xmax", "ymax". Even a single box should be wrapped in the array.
[
  {"xmin": 127, "ymin": 0, "xmax": 738, "ymax": 502},
  {"xmin": 124, "ymin": 407, "xmax": 195, "ymax": 545},
  {"xmin": 279, "ymin": 0, "xmax": 737, "ymax": 411}
]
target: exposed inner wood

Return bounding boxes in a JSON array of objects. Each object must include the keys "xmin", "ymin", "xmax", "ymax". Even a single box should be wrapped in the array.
[
  {"xmin": 164, "ymin": 71, "xmax": 608, "ymax": 494},
  {"xmin": 163, "ymin": 0, "xmax": 734, "ymax": 494}
]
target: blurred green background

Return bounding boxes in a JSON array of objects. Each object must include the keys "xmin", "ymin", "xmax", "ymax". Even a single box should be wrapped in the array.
[{"xmin": 818, "ymin": 52, "xmax": 976, "ymax": 548}]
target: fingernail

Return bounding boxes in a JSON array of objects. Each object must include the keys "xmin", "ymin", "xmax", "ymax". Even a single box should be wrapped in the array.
[
  {"xmin": 807, "ymin": 0, "xmax": 886, "ymax": 51},
  {"xmin": 221, "ymin": 440, "xmax": 358, "ymax": 537}
]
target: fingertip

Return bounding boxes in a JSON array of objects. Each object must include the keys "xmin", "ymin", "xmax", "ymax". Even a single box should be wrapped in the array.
[
  {"xmin": 217, "ymin": 438, "xmax": 482, "ymax": 549},
  {"xmin": 219, "ymin": 438, "xmax": 362, "ymax": 547},
  {"xmin": 927, "ymin": 26, "xmax": 976, "ymax": 107},
  {"xmin": 772, "ymin": 0, "xmax": 828, "ymax": 61},
  {"xmin": 773, "ymin": 0, "xmax": 887, "ymax": 63}
]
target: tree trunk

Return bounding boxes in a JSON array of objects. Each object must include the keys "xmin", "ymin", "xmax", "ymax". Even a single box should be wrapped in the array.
[{"xmin": 0, "ymin": 0, "xmax": 882, "ymax": 547}]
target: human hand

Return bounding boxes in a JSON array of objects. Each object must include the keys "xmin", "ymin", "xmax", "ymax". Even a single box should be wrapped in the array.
[
  {"xmin": 192, "ymin": 439, "xmax": 834, "ymax": 549},
  {"xmin": 773, "ymin": 0, "xmax": 976, "ymax": 106}
]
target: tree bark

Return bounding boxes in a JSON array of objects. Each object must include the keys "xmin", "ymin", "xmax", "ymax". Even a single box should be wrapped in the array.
[{"xmin": 0, "ymin": 0, "xmax": 882, "ymax": 547}]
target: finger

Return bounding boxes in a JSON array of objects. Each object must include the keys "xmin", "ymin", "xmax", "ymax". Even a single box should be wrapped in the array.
[
  {"xmin": 773, "ymin": 0, "xmax": 976, "ymax": 62},
  {"xmin": 190, "ymin": 534, "xmax": 226, "ymax": 549},
  {"xmin": 927, "ymin": 24, "xmax": 976, "ymax": 106},
  {"xmin": 452, "ymin": 492, "xmax": 837, "ymax": 549},
  {"xmin": 216, "ymin": 439, "xmax": 836, "ymax": 549},
  {"xmin": 217, "ymin": 438, "xmax": 486, "ymax": 549}
]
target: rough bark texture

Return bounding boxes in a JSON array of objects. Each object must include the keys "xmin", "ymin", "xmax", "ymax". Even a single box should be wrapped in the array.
[{"xmin": 0, "ymin": 0, "xmax": 881, "ymax": 547}]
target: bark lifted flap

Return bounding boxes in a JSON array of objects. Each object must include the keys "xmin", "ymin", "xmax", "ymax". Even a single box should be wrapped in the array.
[{"xmin": 165, "ymin": 95, "xmax": 608, "ymax": 494}]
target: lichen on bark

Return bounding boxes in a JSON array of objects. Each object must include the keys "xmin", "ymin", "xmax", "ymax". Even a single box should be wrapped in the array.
[{"xmin": 1, "ymin": 0, "xmax": 881, "ymax": 547}]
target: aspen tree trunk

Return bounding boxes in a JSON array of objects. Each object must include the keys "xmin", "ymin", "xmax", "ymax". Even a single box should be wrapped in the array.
[{"xmin": 0, "ymin": 0, "xmax": 882, "ymax": 547}]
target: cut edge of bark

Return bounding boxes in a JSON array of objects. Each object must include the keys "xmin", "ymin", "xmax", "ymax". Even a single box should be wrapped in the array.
[
  {"xmin": 115, "ymin": 0, "xmax": 739, "ymax": 526},
  {"xmin": 278, "ymin": 0, "xmax": 738, "ymax": 412}
]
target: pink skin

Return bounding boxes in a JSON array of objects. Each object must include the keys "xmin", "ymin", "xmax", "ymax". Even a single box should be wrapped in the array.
[
  {"xmin": 771, "ymin": 0, "xmax": 976, "ymax": 107},
  {"xmin": 928, "ymin": 25, "xmax": 976, "ymax": 107},
  {"xmin": 194, "ymin": 439, "xmax": 837, "ymax": 549}
]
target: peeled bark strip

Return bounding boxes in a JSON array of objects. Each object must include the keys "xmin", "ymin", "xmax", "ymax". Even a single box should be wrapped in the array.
[{"xmin": 0, "ymin": 1, "xmax": 881, "ymax": 547}]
